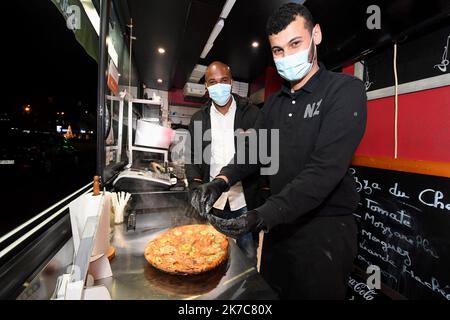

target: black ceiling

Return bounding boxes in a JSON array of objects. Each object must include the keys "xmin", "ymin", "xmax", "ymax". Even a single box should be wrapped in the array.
[
  {"xmin": 119, "ymin": 0, "xmax": 450, "ymax": 91},
  {"xmin": 308, "ymin": 0, "xmax": 450, "ymax": 69},
  {"xmin": 123, "ymin": 0, "xmax": 225, "ymax": 90}
]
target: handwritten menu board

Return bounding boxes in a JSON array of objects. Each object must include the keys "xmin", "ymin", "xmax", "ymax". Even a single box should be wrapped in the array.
[
  {"xmin": 347, "ymin": 273, "xmax": 391, "ymax": 301},
  {"xmin": 350, "ymin": 166, "xmax": 450, "ymax": 300}
]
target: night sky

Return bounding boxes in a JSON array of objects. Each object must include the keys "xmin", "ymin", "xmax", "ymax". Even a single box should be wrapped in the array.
[{"xmin": 3, "ymin": 0, "xmax": 98, "ymax": 131}]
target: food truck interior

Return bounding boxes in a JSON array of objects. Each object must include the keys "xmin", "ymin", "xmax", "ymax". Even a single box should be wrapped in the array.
[{"xmin": 0, "ymin": 0, "xmax": 449, "ymax": 300}]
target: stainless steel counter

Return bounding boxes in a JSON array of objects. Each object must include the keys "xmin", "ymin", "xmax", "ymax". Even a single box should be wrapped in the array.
[{"xmin": 96, "ymin": 194, "xmax": 277, "ymax": 300}]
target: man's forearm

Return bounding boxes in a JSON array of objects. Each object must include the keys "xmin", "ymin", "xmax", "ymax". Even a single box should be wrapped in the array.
[{"xmin": 219, "ymin": 162, "xmax": 260, "ymax": 187}]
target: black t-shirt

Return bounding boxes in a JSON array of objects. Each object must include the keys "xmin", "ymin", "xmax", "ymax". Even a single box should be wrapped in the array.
[{"xmin": 221, "ymin": 63, "xmax": 367, "ymax": 230}]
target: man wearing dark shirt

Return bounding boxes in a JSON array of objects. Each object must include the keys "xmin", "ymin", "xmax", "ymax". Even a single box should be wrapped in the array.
[{"xmin": 191, "ymin": 3, "xmax": 367, "ymax": 299}]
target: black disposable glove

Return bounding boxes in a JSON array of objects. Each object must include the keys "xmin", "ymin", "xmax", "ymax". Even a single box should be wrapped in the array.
[
  {"xmin": 207, "ymin": 209, "xmax": 266, "ymax": 238},
  {"xmin": 190, "ymin": 178, "xmax": 229, "ymax": 217},
  {"xmin": 187, "ymin": 179, "xmax": 203, "ymax": 202}
]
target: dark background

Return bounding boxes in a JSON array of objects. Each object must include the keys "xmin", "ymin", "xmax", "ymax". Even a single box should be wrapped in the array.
[{"xmin": 0, "ymin": 0, "xmax": 97, "ymax": 236}]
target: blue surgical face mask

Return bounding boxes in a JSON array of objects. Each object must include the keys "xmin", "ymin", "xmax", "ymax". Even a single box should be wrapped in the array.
[
  {"xmin": 207, "ymin": 83, "xmax": 232, "ymax": 106},
  {"xmin": 274, "ymin": 31, "xmax": 316, "ymax": 82}
]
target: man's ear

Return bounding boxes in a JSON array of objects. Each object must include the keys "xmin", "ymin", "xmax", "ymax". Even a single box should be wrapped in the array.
[{"xmin": 313, "ymin": 24, "xmax": 322, "ymax": 46}]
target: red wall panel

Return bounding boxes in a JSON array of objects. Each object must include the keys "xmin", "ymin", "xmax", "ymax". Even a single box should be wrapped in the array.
[
  {"xmin": 342, "ymin": 64, "xmax": 355, "ymax": 75},
  {"xmin": 355, "ymin": 85, "xmax": 450, "ymax": 163}
]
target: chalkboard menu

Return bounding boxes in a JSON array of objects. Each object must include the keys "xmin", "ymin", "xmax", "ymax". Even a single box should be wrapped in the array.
[{"xmin": 350, "ymin": 166, "xmax": 450, "ymax": 300}]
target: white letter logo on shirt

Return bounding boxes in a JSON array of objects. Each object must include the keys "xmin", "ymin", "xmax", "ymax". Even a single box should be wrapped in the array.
[{"xmin": 304, "ymin": 99, "xmax": 322, "ymax": 119}]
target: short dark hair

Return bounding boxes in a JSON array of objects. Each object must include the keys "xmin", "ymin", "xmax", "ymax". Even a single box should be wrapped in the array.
[{"xmin": 266, "ymin": 3, "xmax": 315, "ymax": 36}]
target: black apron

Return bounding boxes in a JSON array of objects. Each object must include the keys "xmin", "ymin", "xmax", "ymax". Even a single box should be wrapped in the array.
[{"xmin": 260, "ymin": 214, "xmax": 358, "ymax": 299}]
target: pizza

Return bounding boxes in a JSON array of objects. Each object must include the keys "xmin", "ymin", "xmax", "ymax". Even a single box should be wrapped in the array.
[{"xmin": 144, "ymin": 224, "xmax": 229, "ymax": 275}]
